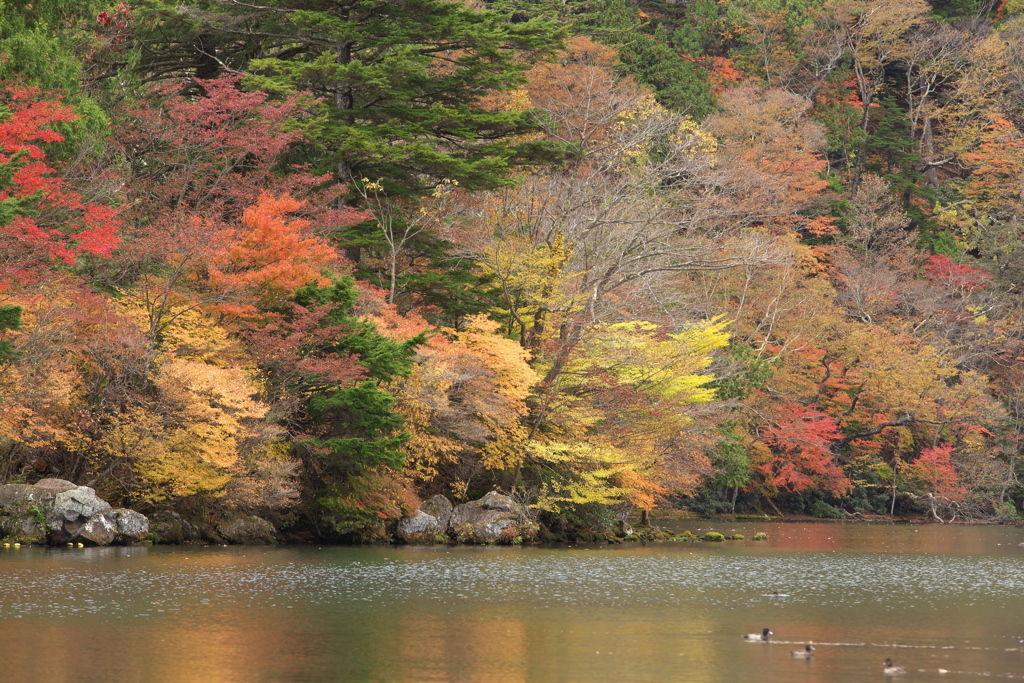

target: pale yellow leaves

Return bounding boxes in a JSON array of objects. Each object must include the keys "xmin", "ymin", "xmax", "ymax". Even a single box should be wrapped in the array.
[{"xmin": 92, "ymin": 358, "xmax": 271, "ymax": 503}]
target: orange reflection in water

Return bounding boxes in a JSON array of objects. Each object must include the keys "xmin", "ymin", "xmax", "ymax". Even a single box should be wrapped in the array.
[
  {"xmin": 389, "ymin": 611, "xmax": 529, "ymax": 683},
  {"xmin": 2, "ymin": 606, "xmax": 325, "ymax": 683}
]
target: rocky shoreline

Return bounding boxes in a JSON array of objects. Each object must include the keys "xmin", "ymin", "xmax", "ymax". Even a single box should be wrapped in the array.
[
  {"xmin": 0, "ymin": 483, "xmax": 545, "ymax": 547},
  {"xmin": 0, "ymin": 479, "xmax": 148, "ymax": 546},
  {"xmin": 6, "ymin": 482, "xmax": 968, "ymax": 549}
]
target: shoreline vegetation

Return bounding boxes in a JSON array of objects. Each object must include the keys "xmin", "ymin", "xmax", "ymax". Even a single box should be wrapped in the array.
[
  {"xmin": 1, "ymin": 479, "xmax": 1009, "ymax": 549},
  {"xmin": 4, "ymin": 0, "xmax": 1024, "ymax": 546}
]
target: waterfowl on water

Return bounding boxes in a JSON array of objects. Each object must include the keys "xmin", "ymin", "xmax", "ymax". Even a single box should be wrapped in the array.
[
  {"xmin": 791, "ymin": 644, "xmax": 815, "ymax": 658},
  {"xmin": 744, "ymin": 628, "xmax": 772, "ymax": 641},
  {"xmin": 883, "ymin": 659, "xmax": 906, "ymax": 676}
]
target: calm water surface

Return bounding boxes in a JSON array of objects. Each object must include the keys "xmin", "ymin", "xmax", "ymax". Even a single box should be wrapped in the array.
[{"xmin": 2, "ymin": 522, "xmax": 1024, "ymax": 682}]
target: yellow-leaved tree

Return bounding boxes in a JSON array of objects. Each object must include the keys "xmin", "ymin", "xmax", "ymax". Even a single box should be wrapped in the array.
[
  {"xmin": 524, "ymin": 317, "xmax": 731, "ymax": 521},
  {"xmin": 372, "ymin": 311, "xmax": 537, "ymax": 501},
  {"xmin": 430, "ymin": 37, "xmax": 775, "ymax": 528},
  {"xmin": 85, "ymin": 304, "xmax": 289, "ymax": 508}
]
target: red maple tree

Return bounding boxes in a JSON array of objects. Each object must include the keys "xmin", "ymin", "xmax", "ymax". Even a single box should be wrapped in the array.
[
  {"xmin": 923, "ymin": 254, "xmax": 991, "ymax": 297},
  {"xmin": 0, "ymin": 84, "xmax": 120, "ymax": 284},
  {"xmin": 759, "ymin": 402, "xmax": 851, "ymax": 495}
]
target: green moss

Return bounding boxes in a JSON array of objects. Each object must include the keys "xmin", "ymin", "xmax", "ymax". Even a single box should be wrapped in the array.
[
  {"xmin": 730, "ymin": 533, "xmax": 745, "ymax": 540},
  {"xmin": 680, "ymin": 530, "xmax": 695, "ymax": 539},
  {"xmin": 753, "ymin": 532, "xmax": 769, "ymax": 541},
  {"xmin": 624, "ymin": 534, "xmax": 640, "ymax": 541},
  {"xmin": 0, "ymin": 500, "xmax": 47, "ymax": 545},
  {"xmin": 702, "ymin": 532, "xmax": 725, "ymax": 542}
]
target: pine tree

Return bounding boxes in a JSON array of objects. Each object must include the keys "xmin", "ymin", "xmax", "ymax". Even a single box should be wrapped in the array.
[
  {"xmin": 0, "ymin": 305, "xmax": 21, "ymax": 364},
  {"xmin": 128, "ymin": 0, "xmax": 567, "ymax": 198}
]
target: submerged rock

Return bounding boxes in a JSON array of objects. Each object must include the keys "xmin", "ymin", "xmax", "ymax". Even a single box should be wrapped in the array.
[{"xmin": 450, "ymin": 491, "xmax": 536, "ymax": 544}]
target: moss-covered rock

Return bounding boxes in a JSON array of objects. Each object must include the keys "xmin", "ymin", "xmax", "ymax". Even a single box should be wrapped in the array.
[
  {"xmin": 450, "ymin": 491, "xmax": 537, "ymax": 544},
  {"xmin": 0, "ymin": 484, "xmax": 53, "ymax": 544},
  {"xmin": 730, "ymin": 533, "xmax": 745, "ymax": 540},
  {"xmin": 149, "ymin": 509, "xmax": 203, "ymax": 544},
  {"xmin": 753, "ymin": 532, "xmax": 769, "ymax": 541},
  {"xmin": 217, "ymin": 515, "xmax": 278, "ymax": 544},
  {"xmin": 702, "ymin": 532, "xmax": 725, "ymax": 542}
]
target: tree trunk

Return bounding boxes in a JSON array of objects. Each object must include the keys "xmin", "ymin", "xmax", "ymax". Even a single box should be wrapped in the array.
[
  {"xmin": 335, "ymin": 34, "xmax": 360, "ymax": 264},
  {"xmin": 851, "ymin": 95, "xmax": 872, "ymax": 199},
  {"xmin": 922, "ymin": 112, "xmax": 940, "ymax": 190},
  {"xmin": 0, "ymin": 441, "xmax": 16, "ymax": 484},
  {"xmin": 890, "ymin": 473, "xmax": 897, "ymax": 516},
  {"xmin": 510, "ymin": 458, "xmax": 522, "ymax": 494}
]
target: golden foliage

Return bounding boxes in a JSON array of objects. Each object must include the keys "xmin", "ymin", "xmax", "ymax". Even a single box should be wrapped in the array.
[
  {"xmin": 527, "ymin": 317, "xmax": 731, "ymax": 510},
  {"xmin": 90, "ymin": 358, "xmax": 270, "ymax": 503},
  {"xmin": 389, "ymin": 314, "xmax": 538, "ymax": 481}
]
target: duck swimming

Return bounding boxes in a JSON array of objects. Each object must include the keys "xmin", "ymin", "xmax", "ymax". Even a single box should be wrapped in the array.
[
  {"xmin": 883, "ymin": 659, "xmax": 906, "ymax": 676},
  {"xmin": 744, "ymin": 628, "xmax": 772, "ymax": 641},
  {"xmin": 791, "ymin": 644, "xmax": 814, "ymax": 658}
]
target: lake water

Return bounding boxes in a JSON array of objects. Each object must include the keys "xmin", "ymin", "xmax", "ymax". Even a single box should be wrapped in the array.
[{"xmin": 2, "ymin": 522, "xmax": 1024, "ymax": 682}]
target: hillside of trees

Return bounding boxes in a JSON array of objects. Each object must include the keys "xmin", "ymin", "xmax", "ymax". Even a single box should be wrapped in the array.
[{"xmin": 2, "ymin": 0, "xmax": 1024, "ymax": 540}]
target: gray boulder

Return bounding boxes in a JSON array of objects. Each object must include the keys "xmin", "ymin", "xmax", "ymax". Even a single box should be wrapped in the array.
[
  {"xmin": 396, "ymin": 495, "xmax": 454, "ymax": 543},
  {"xmin": 33, "ymin": 478, "xmax": 78, "ymax": 495},
  {"xmin": 70, "ymin": 509, "xmax": 148, "ymax": 546},
  {"xmin": 423, "ymin": 495, "xmax": 454, "ymax": 527},
  {"xmin": 0, "ymin": 483, "xmax": 54, "ymax": 509},
  {"xmin": 0, "ymin": 484, "xmax": 52, "ymax": 544},
  {"xmin": 0, "ymin": 481, "xmax": 149, "ymax": 546},
  {"xmin": 112, "ymin": 509, "xmax": 150, "ymax": 543},
  {"xmin": 46, "ymin": 485, "xmax": 114, "ymax": 544},
  {"xmin": 76, "ymin": 513, "xmax": 117, "ymax": 545},
  {"xmin": 217, "ymin": 514, "xmax": 277, "ymax": 544},
  {"xmin": 149, "ymin": 509, "xmax": 201, "ymax": 544},
  {"xmin": 450, "ymin": 491, "xmax": 536, "ymax": 544}
]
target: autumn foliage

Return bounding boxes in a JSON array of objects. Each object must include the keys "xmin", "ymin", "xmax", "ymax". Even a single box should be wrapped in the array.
[
  {"xmin": 7, "ymin": 0, "xmax": 1024, "ymax": 541},
  {"xmin": 0, "ymin": 85, "xmax": 119, "ymax": 282},
  {"xmin": 758, "ymin": 403, "xmax": 849, "ymax": 496},
  {"xmin": 208, "ymin": 193, "xmax": 339, "ymax": 314}
]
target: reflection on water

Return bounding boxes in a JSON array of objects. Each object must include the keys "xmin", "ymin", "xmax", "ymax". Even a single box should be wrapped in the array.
[{"xmin": 2, "ymin": 523, "xmax": 1024, "ymax": 682}]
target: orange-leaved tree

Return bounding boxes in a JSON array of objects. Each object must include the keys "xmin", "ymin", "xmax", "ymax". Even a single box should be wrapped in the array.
[{"xmin": 208, "ymin": 193, "xmax": 341, "ymax": 314}]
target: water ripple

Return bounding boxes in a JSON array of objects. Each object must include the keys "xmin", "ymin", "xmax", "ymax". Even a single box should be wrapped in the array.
[{"xmin": 1, "ymin": 548, "xmax": 1022, "ymax": 618}]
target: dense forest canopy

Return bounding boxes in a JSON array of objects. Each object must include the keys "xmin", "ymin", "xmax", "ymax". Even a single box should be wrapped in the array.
[{"xmin": 3, "ymin": 0, "xmax": 1024, "ymax": 539}]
